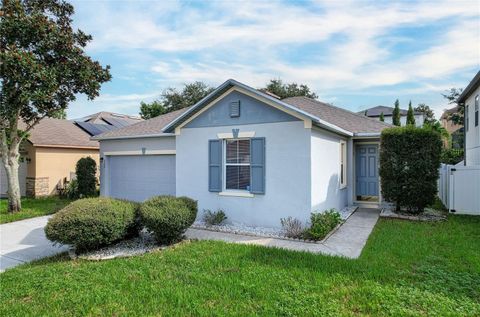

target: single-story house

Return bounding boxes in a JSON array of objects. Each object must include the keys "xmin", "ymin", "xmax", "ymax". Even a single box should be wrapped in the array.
[
  {"xmin": 0, "ymin": 112, "xmax": 142, "ymax": 197},
  {"xmin": 359, "ymin": 105, "xmax": 424, "ymax": 127},
  {"xmin": 94, "ymin": 79, "xmax": 391, "ymax": 227}
]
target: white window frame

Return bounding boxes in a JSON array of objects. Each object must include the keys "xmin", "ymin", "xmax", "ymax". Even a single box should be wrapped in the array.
[
  {"xmin": 340, "ymin": 140, "xmax": 347, "ymax": 188},
  {"xmin": 223, "ymin": 138, "xmax": 251, "ymax": 193}
]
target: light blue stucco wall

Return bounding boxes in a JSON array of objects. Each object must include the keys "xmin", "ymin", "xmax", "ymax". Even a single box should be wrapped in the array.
[
  {"xmin": 185, "ymin": 90, "xmax": 299, "ymax": 128},
  {"xmin": 176, "ymin": 121, "xmax": 311, "ymax": 228},
  {"xmin": 310, "ymin": 127, "xmax": 348, "ymax": 212}
]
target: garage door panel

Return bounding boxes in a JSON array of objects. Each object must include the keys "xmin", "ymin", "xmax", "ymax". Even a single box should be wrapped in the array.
[{"xmin": 108, "ymin": 155, "xmax": 175, "ymax": 202}]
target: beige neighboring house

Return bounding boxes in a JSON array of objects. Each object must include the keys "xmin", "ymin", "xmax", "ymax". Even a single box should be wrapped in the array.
[
  {"xmin": 440, "ymin": 106, "xmax": 463, "ymax": 134},
  {"xmin": 0, "ymin": 112, "xmax": 142, "ymax": 197}
]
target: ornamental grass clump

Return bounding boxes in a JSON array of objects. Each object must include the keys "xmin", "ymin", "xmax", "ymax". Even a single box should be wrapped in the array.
[
  {"xmin": 139, "ymin": 196, "xmax": 198, "ymax": 244},
  {"xmin": 45, "ymin": 198, "xmax": 139, "ymax": 252},
  {"xmin": 203, "ymin": 209, "xmax": 228, "ymax": 226}
]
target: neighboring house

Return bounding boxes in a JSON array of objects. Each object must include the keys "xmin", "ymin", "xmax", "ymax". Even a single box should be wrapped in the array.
[
  {"xmin": 94, "ymin": 79, "xmax": 391, "ymax": 228},
  {"xmin": 440, "ymin": 107, "xmax": 464, "ymax": 148},
  {"xmin": 359, "ymin": 105, "xmax": 424, "ymax": 127},
  {"xmin": 458, "ymin": 70, "xmax": 480, "ymax": 166},
  {"xmin": 0, "ymin": 112, "xmax": 142, "ymax": 197}
]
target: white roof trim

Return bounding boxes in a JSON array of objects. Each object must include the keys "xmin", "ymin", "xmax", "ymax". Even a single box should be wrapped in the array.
[{"xmin": 353, "ymin": 132, "xmax": 381, "ymax": 137}]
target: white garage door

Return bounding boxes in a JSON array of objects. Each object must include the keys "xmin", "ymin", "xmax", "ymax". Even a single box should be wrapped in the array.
[
  {"xmin": 1, "ymin": 161, "xmax": 27, "ymax": 197},
  {"xmin": 108, "ymin": 155, "xmax": 175, "ymax": 202}
]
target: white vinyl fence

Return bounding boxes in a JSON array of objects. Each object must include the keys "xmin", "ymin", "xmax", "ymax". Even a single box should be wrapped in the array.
[{"xmin": 438, "ymin": 163, "xmax": 480, "ymax": 215}]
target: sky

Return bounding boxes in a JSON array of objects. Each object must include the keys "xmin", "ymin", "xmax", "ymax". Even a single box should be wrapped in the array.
[{"xmin": 67, "ymin": 0, "xmax": 480, "ymax": 120}]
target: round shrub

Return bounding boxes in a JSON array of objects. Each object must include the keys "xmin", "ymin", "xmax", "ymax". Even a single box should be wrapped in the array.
[
  {"xmin": 139, "ymin": 196, "xmax": 197, "ymax": 244},
  {"xmin": 45, "ymin": 198, "xmax": 140, "ymax": 251}
]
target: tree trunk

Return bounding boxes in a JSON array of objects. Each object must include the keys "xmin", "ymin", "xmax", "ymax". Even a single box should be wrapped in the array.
[
  {"xmin": 1, "ymin": 126, "xmax": 22, "ymax": 213},
  {"xmin": 4, "ymin": 157, "xmax": 22, "ymax": 213}
]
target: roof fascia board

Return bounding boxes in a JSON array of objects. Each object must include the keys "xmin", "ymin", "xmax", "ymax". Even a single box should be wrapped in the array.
[{"xmin": 353, "ymin": 133, "xmax": 381, "ymax": 138}]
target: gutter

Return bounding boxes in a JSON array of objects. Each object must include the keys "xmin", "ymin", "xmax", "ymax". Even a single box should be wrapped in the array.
[{"xmin": 353, "ymin": 132, "xmax": 381, "ymax": 138}]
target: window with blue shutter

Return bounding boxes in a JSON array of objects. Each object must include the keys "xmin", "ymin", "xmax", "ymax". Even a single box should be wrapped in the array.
[
  {"xmin": 250, "ymin": 137, "xmax": 265, "ymax": 194},
  {"xmin": 208, "ymin": 140, "xmax": 222, "ymax": 192}
]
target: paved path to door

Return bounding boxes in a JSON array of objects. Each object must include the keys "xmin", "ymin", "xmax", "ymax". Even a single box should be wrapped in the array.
[
  {"xmin": 186, "ymin": 208, "xmax": 380, "ymax": 259},
  {"xmin": 0, "ymin": 216, "xmax": 68, "ymax": 272}
]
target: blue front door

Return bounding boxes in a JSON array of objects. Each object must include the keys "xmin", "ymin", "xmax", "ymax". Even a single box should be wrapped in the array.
[{"xmin": 356, "ymin": 145, "xmax": 379, "ymax": 199}]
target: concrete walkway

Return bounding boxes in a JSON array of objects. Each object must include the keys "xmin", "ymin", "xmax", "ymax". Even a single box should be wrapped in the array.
[
  {"xmin": 0, "ymin": 216, "xmax": 68, "ymax": 272},
  {"xmin": 186, "ymin": 208, "xmax": 380, "ymax": 258}
]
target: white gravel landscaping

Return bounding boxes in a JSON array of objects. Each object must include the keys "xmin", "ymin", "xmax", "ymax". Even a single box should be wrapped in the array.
[{"xmin": 71, "ymin": 231, "xmax": 165, "ymax": 261}]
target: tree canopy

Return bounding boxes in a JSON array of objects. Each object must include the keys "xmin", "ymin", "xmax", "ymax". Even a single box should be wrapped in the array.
[
  {"xmin": 442, "ymin": 88, "xmax": 464, "ymax": 125},
  {"xmin": 392, "ymin": 99, "xmax": 401, "ymax": 126},
  {"xmin": 406, "ymin": 101, "xmax": 415, "ymax": 125},
  {"xmin": 262, "ymin": 79, "xmax": 318, "ymax": 99},
  {"xmin": 0, "ymin": 0, "xmax": 111, "ymax": 212},
  {"xmin": 414, "ymin": 103, "xmax": 435, "ymax": 125},
  {"xmin": 139, "ymin": 82, "xmax": 214, "ymax": 119}
]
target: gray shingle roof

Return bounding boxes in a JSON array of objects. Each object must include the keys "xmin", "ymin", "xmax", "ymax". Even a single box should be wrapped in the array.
[
  {"xmin": 92, "ymin": 107, "xmax": 191, "ymax": 140},
  {"xmin": 282, "ymin": 97, "xmax": 392, "ymax": 134},
  {"xmin": 22, "ymin": 118, "xmax": 99, "ymax": 148}
]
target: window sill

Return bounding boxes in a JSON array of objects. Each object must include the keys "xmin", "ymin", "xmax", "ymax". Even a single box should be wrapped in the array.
[{"xmin": 218, "ymin": 191, "xmax": 254, "ymax": 198}]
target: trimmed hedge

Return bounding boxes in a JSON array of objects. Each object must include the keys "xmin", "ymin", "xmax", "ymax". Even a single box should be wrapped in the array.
[
  {"xmin": 75, "ymin": 157, "xmax": 97, "ymax": 198},
  {"xmin": 379, "ymin": 126, "xmax": 442, "ymax": 214},
  {"xmin": 139, "ymin": 196, "xmax": 197, "ymax": 244},
  {"xmin": 45, "ymin": 198, "xmax": 140, "ymax": 251}
]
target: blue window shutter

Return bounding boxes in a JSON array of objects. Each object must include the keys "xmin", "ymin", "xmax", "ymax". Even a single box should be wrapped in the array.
[
  {"xmin": 250, "ymin": 137, "xmax": 265, "ymax": 194},
  {"xmin": 208, "ymin": 140, "xmax": 222, "ymax": 192}
]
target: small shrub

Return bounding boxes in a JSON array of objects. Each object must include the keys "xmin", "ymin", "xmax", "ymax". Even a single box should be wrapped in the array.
[
  {"xmin": 45, "ymin": 198, "xmax": 139, "ymax": 251},
  {"xmin": 280, "ymin": 217, "xmax": 304, "ymax": 238},
  {"xmin": 65, "ymin": 179, "xmax": 78, "ymax": 199},
  {"xmin": 76, "ymin": 157, "xmax": 97, "ymax": 198},
  {"xmin": 203, "ymin": 209, "xmax": 227, "ymax": 226},
  {"xmin": 177, "ymin": 196, "xmax": 198, "ymax": 224},
  {"xmin": 440, "ymin": 148, "xmax": 464, "ymax": 165},
  {"xmin": 139, "ymin": 196, "xmax": 197, "ymax": 244},
  {"xmin": 305, "ymin": 209, "xmax": 341, "ymax": 241}
]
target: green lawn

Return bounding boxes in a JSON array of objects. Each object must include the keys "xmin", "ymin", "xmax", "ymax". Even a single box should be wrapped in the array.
[
  {"xmin": 1, "ymin": 215, "xmax": 479, "ymax": 316},
  {"xmin": 0, "ymin": 197, "xmax": 73, "ymax": 224}
]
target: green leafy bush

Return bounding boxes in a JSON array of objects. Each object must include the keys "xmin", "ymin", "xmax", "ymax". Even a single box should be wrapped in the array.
[
  {"xmin": 380, "ymin": 126, "xmax": 442, "ymax": 214},
  {"xmin": 203, "ymin": 209, "xmax": 227, "ymax": 226},
  {"xmin": 440, "ymin": 148, "xmax": 464, "ymax": 165},
  {"xmin": 65, "ymin": 179, "xmax": 78, "ymax": 199},
  {"xmin": 75, "ymin": 157, "xmax": 97, "ymax": 197},
  {"xmin": 139, "ymin": 196, "xmax": 197, "ymax": 244},
  {"xmin": 45, "ymin": 198, "xmax": 139, "ymax": 251},
  {"xmin": 177, "ymin": 196, "xmax": 198, "ymax": 225},
  {"xmin": 305, "ymin": 209, "xmax": 341, "ymax": 241}
]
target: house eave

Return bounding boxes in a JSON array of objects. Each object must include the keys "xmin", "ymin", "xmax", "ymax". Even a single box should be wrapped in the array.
[{"xmin": 353, "ymin": 132, "xmax": 381, "ymax": 138}]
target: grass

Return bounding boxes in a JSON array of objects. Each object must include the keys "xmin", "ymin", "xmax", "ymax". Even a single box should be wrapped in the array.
[
  {"xmin": 1, "ymin": 215, "xmax": 479, "ymax": 316},
  {"xmin": 0, "ymin": 197, "xmax": 73, "ymax": 224}
]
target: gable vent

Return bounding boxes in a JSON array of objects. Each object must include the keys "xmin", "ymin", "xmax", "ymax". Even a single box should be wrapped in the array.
[{"xmin": 229, "ymin": 101, "xmax": 240, "ymax": 118}]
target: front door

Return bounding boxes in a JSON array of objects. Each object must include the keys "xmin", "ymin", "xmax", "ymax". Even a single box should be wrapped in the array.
[{"xmin": 356, "ymin": 144, "xmax": 379, "ymax": 201}]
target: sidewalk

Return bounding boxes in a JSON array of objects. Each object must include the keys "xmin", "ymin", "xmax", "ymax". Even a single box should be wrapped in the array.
[{"xmin": 186, "ymin": 208, "xmax": 380, "ymax": 258}]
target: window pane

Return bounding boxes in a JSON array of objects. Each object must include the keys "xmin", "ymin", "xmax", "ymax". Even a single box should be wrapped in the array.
[
  {"xmin": 226, "ymin": 165, "xmax": 250, "ymax": 190},
  {"xmin": 226, "ymin": 140, "xmax": 238, "ymax": 163},
  {"xmin": 238, "ymin": 139, "xmax": 250, "ymax": 163}
]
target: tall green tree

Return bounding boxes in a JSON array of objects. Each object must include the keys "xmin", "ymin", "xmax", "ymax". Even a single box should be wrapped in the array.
[
  {"xmin": 139, "ymin": 82, "xmax": 214, "ymax": 119},
  {"xmin": 379, "ymin": 112, "xmax": 385, "ymax": 122},
  {"xmin": 442, "ymin": 88, "xmax": 464, "ymax": 125},
  {"xmin": 392, "ymin": 99, "xmax": 401, "ymax": 126},
  {"xmin": 262, "ymin": 79, "xmax": 318, "ymax": 99},
  {"xmin": 406, "ymin": 101, "xmax": 415, "ymax": 125},
  {"xmin": 0, "ymin": 0, "xmax": 111, "ymax": 212},
  {"xmin": 414, "ymin": 103, "xmax": 435, "ymax": 124}
]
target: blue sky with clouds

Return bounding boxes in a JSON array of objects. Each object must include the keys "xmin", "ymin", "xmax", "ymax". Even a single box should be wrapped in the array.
[{"xmin": 67, "ymin": 0, "xmax": 479, "ymax": 119}]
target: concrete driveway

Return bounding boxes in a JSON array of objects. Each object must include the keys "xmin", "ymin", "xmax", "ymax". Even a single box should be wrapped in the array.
[{"xmin": 0, "ymin": 216, "xmax": 68, "ymax": 272}]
